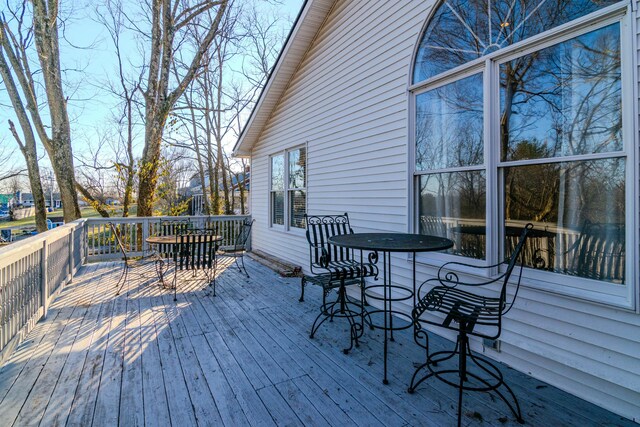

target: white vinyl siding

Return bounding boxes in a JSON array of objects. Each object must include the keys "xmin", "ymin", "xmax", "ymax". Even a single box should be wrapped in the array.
[{"xmin": 248, "ymin": 0, "xmax": 640, "ymax": 421}]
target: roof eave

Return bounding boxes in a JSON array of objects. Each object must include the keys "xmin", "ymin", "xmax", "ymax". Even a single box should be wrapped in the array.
[{"xmin": 232, "ymin": 0, "xmax": 335, "ymax": 157}]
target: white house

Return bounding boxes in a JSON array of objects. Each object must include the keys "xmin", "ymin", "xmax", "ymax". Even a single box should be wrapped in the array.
[{"xmin": 233, "ymin": 0, "xmax": 639, "ymax": 421}]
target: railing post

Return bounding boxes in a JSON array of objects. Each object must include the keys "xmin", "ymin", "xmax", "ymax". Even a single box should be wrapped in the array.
[
  {"xmin": 41, "ymin": 239, "xmax": 49, "ymax": 319},
  {"xmin": 83, "ymin": 221, "xmax": 88, "ymax": 263},
  {"xmin": 142, "ymin": 218, "xmax": 150, "ymax": 254},
  {"xmin": 68, "ymin": 227, "xmax": 74, "ymax": 282}
]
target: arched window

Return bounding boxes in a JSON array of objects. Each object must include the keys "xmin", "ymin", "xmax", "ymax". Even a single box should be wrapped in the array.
[
  {"xmin": 411, "ymin": 0, "xmax": 633, "ymax": 306},
  {"xmin": 414, "ymin": 0, "xmax": 619, "ymax": 82}
]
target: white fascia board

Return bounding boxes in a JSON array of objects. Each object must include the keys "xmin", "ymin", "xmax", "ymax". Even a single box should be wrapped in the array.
[{"xmin": 232, "ymin": 0, "xmax": 335, "ymax": 157}]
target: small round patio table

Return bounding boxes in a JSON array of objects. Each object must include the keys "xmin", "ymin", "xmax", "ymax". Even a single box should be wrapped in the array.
[
  {"xmin": 146, "ymin": 234, "xmax": 223, "ymax": 245},
  {"xmin": 328, "ymin": 233, "xmax": 453, "ymax": 384}
]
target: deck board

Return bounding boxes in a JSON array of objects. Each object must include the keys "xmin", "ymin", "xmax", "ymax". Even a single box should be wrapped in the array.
[{"xmin": 0, "ymin": 257, "xmax": 634, "ymax": 427}]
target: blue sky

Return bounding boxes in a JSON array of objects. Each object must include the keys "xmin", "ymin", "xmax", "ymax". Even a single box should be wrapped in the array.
[{"xmin": 0, "ymin": 0, "xmax": 303, "ymax": 184}]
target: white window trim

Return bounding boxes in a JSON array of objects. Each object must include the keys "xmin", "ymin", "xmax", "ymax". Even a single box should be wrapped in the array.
[
  {"xmin": 269, "ymin": 153, "xmax": 285, "ymax": 230},
  {"xmin": 269, "ymin": 145, "xmax": 307, "ymax": 234},
  {"xmin": 408, "ymin": 2, "xmax": 637, "ymax": 310}
]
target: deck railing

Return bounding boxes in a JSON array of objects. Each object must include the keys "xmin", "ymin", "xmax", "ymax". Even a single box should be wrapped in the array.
[
  {"xmin": 0, "ymin": 214, "xmax": 250, "ymax": 363},
  {"xmin": 85, "ymin": 215, "xmax": 251, "ymax": 262},
  {"xmin": 0, "ymin": 220, "xmax": 85, "ymax": 364}
]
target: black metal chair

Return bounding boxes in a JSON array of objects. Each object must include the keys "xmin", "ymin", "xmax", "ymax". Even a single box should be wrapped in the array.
[
  {"xmin": 302, "ymin": 213, "xmax": 378, "ymax": 354},
  {"xmin": 172, "ymin": 228, "xmax": 219, "ymax": 300},
  {"xmin": 109, "ymin": 222, "xmax": 164, "ymax": 296},
  {"xmin": 157, "ymin": 219, "xmax": 193, "ymax": 258},
  {"xmin": 217, "ymin": 218, "xmax": 254, "ymax": 277},
  {"xmin": 408, "ymin": 223, "xmax": 533, "ymax": 426}
]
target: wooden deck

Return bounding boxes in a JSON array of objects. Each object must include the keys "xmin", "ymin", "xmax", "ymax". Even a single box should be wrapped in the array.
[{"xmin": 0, "ymin": 257, "xmax": 633, "ymax": 427}]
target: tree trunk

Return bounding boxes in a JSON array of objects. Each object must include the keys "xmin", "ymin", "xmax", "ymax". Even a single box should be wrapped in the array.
[
  {"xmin": 122, "ymin": 93, "xmax": 136, "ymax": 217},
  {"xmin": 137, "ymin": 113, "xmax": 166, "ymax": 217},
  {"xmin": 237, "ymin": 172, "xmax": 246, "ymax": 215},
  {"xmin": 31, "ymin": 0, "xmax": 81, "ymax": 222},
  {"xmin": 187, "ymin": 96, "xmax": 210, "ymax": 215},
  {"xmin": 202, "ymin": 72, "xmax": 220, "ymax": 214},
  {"xmin": 0, "ymin": 42, "xmax": 48, "ymax": 232},
  {"xmin": 136, "ymin": 0, "xmax": 227, "ymax": 218},
  {"xmin": 76, "ymin": 183, "xmax": 111, "ymax": 218},
  {"xmin": 7, "ymin": 121, "xmax": 48, "ymax": 232}
]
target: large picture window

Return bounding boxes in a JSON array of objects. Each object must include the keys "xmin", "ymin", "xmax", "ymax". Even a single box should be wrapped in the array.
[
  {"xmin": 270, "ymin": 146, "xmax": 307, "ymax": 229},
  {"xmin": 412, "ymin": 0, "xmax": 633, "ymax": 305}
]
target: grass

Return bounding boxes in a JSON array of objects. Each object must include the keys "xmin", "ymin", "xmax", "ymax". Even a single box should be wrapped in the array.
[{"xmin": 0, "ymin": 205, "xmax": 137, "ymax": 230}]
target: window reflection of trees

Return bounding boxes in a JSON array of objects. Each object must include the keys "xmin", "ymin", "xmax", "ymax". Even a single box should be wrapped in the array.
[
  {"xmin": 419, "ymin": 172, "xmax": 486, "ymax": 259},
  {"xmin": 289, "ymin": 148, "xmax": 306, "ymax": 189},
  {"xmin": 500, "ymin": 23, "xmax": 625, "ymax": 283},
  {"xmin": 414, "ymin": 0, "xmax": 619, "ymax": 83},
  {"xmin": 288, "ymin": 148, "xmax": 306, "ymax": 228},
  {"xmin": 413, "ymin": 1, "xmax": 626, "ymax": 282},
  {"xmin": 501, "ymin": 24, "xmax": 622, "ymax": 161},
  {"xmin": 416, "ymin": 74, "xmax": 484, "ymax": 170}
]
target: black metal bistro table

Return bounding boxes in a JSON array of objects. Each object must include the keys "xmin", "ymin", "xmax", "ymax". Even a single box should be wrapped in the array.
[{"xmin": 328, "ymin": 233, "xmax": 453, "ymax": 384}]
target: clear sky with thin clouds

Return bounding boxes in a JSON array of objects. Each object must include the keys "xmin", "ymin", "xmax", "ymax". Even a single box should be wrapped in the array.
[{"xmin": 0, "ymin": 0, "xmax": 304, "ymax": 187}]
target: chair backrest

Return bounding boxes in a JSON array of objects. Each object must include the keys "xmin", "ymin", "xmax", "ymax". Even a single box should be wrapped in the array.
[
  {"xmin": 232, "ymin": 219, "xmax": 254, "ymax": 251},
  {"xmin": 499, "ymin": 223, "xmax": 533, "ymax": 314},
  {"xmin": 174, "ymin": 229, "xmax": 217, "ymax": 271},
  {"xmin": 159, "ymin": 219, "xmax": 192, "ymax": 235},
  {"xmin": 108, "ymin": 222, "xmax": 130, "ymax": 262},
  {"xmin": 158, "ymin": 219, "xmax": 192, "ymax": 257},
  {"xmin": 304, "ymin": 213, "xmax": 353, "ymax": 272}
]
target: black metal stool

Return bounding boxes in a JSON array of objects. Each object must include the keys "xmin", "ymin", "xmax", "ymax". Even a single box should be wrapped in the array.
[{"xmin": 408, "ymin": 224, "xmax": 533, "ymax": 426}]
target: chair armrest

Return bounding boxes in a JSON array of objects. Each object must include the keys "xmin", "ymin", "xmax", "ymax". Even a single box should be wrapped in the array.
[{"xmin": 435, "ymin": 260, "xmax": 508, "ymax": 288}]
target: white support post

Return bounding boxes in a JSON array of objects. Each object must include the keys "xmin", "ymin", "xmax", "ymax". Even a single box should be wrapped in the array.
[
  {"xmin": 68, "ymin": 228, "xmax": 74, "ymax": 282},
  {"xmin": 83, "ymin": 222, "xmax": 89, "ymax": 263},
  {"xmin": 41, "ymin": 240, "xmax": 49, "ymax": 319},
  {"xmin": 142, "ymin": 219, "xmax": 150, "ymax": 254}
]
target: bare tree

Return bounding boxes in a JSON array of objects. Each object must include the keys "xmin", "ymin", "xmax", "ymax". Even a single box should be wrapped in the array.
[
  {"xmin": 136, "ymin": 0, "xmax": 228, "ymax": 217},
  {"xmin": 182, "ymin": 85, "xmax": 211, "ymax": 214},
  {"xmin": 95, "ymin": 0, "xmax": 146, "ymax": 217},
  {"xmin": 0, "ymin": 14, "xmax": 47, "ymax": 231},
  {"xmin": 175, "ymin": 1, "xmax": 284, "ymax": 215},
  {"xmin": 0, "ymin": 140, "xmax": 26, "ymax": 182},
  {"xmin": 0, "ymin": 0, "xmax": 81, "ymax": 222},
  {"xmin": 155, "ymin": 147, "xmax": 195, "ymax": 215}
]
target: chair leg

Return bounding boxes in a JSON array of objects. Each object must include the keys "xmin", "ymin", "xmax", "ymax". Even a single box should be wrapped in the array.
[
  {"xmin": 299, "ymin": 277, "xmax": 306, "ymax": 302},
  {"xmin": 456, "ymin": 332, "xmax": 468, "ymax": 427},
  {"xmin": 309, "ymin": 279, "xmax": 362, "ymax": 354},
  {"xmin": 238, "ymin": 254, "xmax": 250, "ymax": 277},
  {"xmin": 409, "ymin": 324, "xmax": 524, "ymax": 425},
  {"xmin": 173, "ymin": 267, "xmax": 178, "ymax": 301},
  {"xmin": 115, "ymin": 266, "xmax": 129, "ymax": 296},
  {"xmin": 468, "ymin": 347, "xmax": 525, "ymax": 423},
  {"xmin": 309, "ymin": 299, "xmax": 336, "ymax": 339},
  {"xmin": 211, "ymin": 256, "xmax": 217, "ymax": 297}
]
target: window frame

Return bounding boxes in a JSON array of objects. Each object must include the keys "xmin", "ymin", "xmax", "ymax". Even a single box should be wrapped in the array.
[
  {"xmin": 269, "ymin": 153, "xmax": 285, "ymax": 229},
  {"xmin": 408, "ymin": 1, "xmax": 637, "ymax": 309},
  {"xmin": 269, "ymin": 144, "xmax": 307, "ymax": 233}
]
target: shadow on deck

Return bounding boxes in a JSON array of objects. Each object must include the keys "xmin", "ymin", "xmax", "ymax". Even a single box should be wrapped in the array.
[{"xmin": 0, "ymin": 257, "xmax": 633, "ymax": 426}]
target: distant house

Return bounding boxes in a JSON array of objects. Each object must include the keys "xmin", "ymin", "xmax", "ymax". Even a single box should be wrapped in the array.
[
  {"xmin": 44, "ymin": 193, "xmax": 62, "ymax": 209},
  {"xmin": 181, "ymin": 171, "xmax": 250, "ymax": 215},
  {"xmin": 8, "ymin": 192, "xmax": 62, "ymax": 209},
  {"xmin": 233, "ymin": 0, "xmax": 639, "ymax": 422}
]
